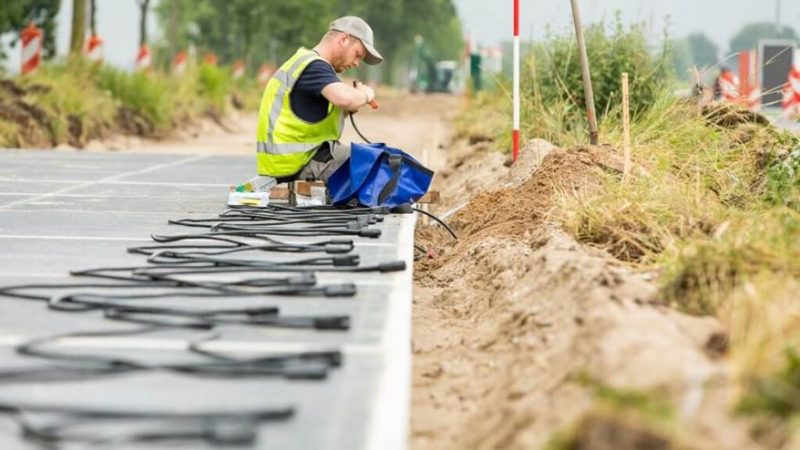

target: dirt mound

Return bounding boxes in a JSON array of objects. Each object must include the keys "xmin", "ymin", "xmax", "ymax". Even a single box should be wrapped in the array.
[
  {"xmin": 702, "ymin": 104, "xmax": 771, "ymax": 129},
  {"xmin": 432, "ymin": 138, "xmax": 556, "ymax": 213},
  {"xmin": 412, "ymin": 142, "xmax": 758, "ymax": 449},
  {"xmin": 452, "ymin": 145, "xmax": 621, "ymax": 237},
  {"xmin": 417, "ymin": 145, "xmax": 623, "ymax": 275}
]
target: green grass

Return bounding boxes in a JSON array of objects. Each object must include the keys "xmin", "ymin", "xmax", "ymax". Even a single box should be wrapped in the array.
[
  {"xmin": 21, "ymin": 60, "xmax": 117, "ymax": 144},
  {"xmin": 454, "ymin": 28, "xmax": 800, "ymax": 444}
]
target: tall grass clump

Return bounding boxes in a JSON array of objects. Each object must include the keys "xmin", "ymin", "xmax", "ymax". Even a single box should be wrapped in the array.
[
  {"xmin": 556, "ymin": 69, "xmax": 800, "ymax": 450},
  {"xmin": 0, "ymin": 57, "xmax": 263, "ymax": 149},
  {"xmin": 453, "ymin": 15, "xmax": 671, "ymax": 150},
  {"xmin": 21, "ymin": 60, "xmax": 117, "ymax": 144},
  {"xmin": 523, "ymin": 15, "xmax": 670, "ymax": 146}
]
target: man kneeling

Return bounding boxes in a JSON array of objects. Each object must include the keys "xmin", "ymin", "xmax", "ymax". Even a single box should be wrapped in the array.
[{"xmin": 236, "ymin": 16, "xmax": 383, "ymax": 199}]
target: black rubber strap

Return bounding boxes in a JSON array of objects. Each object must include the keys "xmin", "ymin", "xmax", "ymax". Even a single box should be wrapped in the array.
[{"xmin": 378, "ymin": 154, "xmax": 403, "ymax": 204}]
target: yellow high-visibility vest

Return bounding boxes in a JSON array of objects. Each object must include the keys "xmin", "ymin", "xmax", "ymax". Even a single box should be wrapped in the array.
[{"xmin": 256, "ymin": 48, "xmax": 344, "ymax": 177}]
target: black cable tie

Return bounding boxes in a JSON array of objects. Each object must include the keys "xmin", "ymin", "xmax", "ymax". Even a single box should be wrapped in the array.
[
  {"xmin": 333, "ymin": 255, "xmax": 360, "ymax": 267},
  {"xmin": 391, "ymin": 203, "xmax": 414, "ymax": 214},
  {"xmin": 312, "ymin": 316, "xmax": 350, "ymax": 330},
  {"xmin": 359, "ymin": 229, "xmax": 382, "ymax": 238},
  {"xmin": 324, "ymin": 284, "xmax": 357, "ymax": 297},
  {"xmin": 379, "ymin": 261, "xmax": 407, "ymax": 272}
]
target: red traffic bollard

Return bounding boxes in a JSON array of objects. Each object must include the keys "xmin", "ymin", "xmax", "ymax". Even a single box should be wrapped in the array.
[{"xmin": 20, "ymin": 22, "xmax": 43, "ymax": 75}]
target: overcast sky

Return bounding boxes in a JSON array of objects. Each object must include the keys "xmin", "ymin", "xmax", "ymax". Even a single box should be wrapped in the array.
[
  {"xmin": 455, "ymin": 0, "xmax": 800, "ymax": 49},
  {"xmin": 2, "ymin": 0, "xmax": 800, "ymax": 72}
]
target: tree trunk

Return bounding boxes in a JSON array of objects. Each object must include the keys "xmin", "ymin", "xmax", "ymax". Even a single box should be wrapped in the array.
[
  {"xmin": 137, "ymin": 0, "xmax": 151, "ymax": 48},
  {"xmin": 69, "ymin": 0, "xmax": 87, "ymax": 56},
  {"xmin": 89, "ymin": 0, "xmax": 97, "ymax": 35},
  {"xmin": 169, "ymin": 0, "xmax": 178, "ymax": 61}
]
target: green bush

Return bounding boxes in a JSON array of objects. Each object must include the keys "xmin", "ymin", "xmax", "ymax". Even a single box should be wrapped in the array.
[
  {"xmin": 196, "ymin": 64, "xmax": 231, "ymax": 114},
  {"xmin": 526, "ymin": 15, "xmax": 670, "ymax": 137},
  {"xmin": 0, "ymin": 55, "xmax": 269, "ymax": 149},
  {"xmin": 93, "ymin": 66, "xmax": 175, "ymax": 132},
  {"xmin": 765, "ymin": 146, "xmax": 800, "ymax": 209}
]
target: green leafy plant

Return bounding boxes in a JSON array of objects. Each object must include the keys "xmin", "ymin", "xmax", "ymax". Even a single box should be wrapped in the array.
[{"xmin": 765, "ymin": 147, "xmax": 800, "ymax": 209}]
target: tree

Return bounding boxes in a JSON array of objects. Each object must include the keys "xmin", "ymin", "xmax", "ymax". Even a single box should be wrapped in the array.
[
  {"xmin": 136, "ymin": 0, "xmax": 151, "ymax": 48},
  {"xmin": 152, "ymin": 0, "xmax": 463, "ymax": 83},
  {"xmin": 0, "ymin": 0, "xmax": 60, "ymax": 60},
  {"xmin": 68, "ymin": 0, "xmax": 86, "ymax": 56},
  {"xmin": 729, "ymin": 22, "xmax": 799, "ymax": 55},
  {"xmin": 89, "ymin": 0, "xmax": 97, "ymax": 35},
  {"xmin": 687, "ymin": 32, "xmax": 719, "ymax": 69}
]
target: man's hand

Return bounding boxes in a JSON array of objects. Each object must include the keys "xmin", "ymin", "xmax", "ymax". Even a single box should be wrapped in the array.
[{"xmin": 354, "ymin": 82, "xmax": 376, "ymax": 105}]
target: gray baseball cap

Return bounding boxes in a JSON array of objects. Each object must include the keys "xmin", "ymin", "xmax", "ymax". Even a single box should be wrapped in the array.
[{"xmin": 329, "ymin": 16, "xmax": 383, "ymax": 65}]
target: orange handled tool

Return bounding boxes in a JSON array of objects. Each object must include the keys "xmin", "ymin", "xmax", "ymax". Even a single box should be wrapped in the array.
[{"xmin": 353, "ymin": 81, "xmax": 379, "ymax": 109}]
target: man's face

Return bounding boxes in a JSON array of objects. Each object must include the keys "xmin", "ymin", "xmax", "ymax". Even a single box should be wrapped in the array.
[{"xmin": 333, "ymin": 34, "xmax": 366, "ymax": 73}]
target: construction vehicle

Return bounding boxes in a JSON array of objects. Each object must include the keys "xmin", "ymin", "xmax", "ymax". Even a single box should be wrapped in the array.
[{"xmin": 409, "ymin": 36, "xmax": 458, "ymax": 93}]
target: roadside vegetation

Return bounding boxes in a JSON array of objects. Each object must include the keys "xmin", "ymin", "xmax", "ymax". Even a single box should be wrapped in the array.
[
  {"xmin": 1, "ymin": 0, "xmax": 465, "ymax": 149},
  {"xmin": 456, "ymin": 18, "xmax": 800, "ymax": 449},
  {"xmin": 0, "ymin": 59, "xmax": 261, "ymax": 148}
]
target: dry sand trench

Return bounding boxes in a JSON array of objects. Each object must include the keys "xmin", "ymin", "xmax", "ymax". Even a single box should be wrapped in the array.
[{"xmin": 411, "ymin": 138, "xmax": 764, "ymax": 448}]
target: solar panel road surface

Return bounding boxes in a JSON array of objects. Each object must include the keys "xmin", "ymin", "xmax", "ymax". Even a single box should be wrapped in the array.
[{"xmin": 0, "ymin": 150, "xmax": 414, "ymax": 449}]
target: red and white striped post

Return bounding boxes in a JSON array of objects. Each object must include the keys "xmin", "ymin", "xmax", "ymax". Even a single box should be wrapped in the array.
[
  {"xmin": 135, "ymin": 45, "xmax": 152, "ymax": 71},
  {"xmin": 20, "ymin": 22, "xmax": 43, "ymax": 75},
  {"xmin": 258, "ymin": 63, "xmax": 276, "ymax": 85},
  {"xmin": 173, "ymin": 50, "xmax": 188, "ymax": 76},
  {"xmin": 232, "ymin": 59, "xmax": 246, "ymax": 79},
  {"xmin": 203, "ymin": 53, "xmax": 218, "ymax": 66},
  {"xmin": 739, "ymin": 49, "xmax": 761, "ymax": 111},
  {"xmin": 512, "ymin": 0, "xmax": 521, "ymax": 163},
  {"xmin": 783, "ymin": 64, "xmax": 800, "ymax": 120},
  {"xmin": 718, "ymin": 70, "xmax": 741, "ymax": 104}
]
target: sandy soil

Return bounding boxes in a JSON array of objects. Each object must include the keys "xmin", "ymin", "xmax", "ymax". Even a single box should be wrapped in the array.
[{"xmin": 412, "ymin": 137, "xmax": 763, "ymax": 449}]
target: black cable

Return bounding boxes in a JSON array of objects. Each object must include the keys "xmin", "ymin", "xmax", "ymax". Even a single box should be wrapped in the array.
[
  {"xmin": 350, "ymin": 112, "xmax": 372, "ymax": 144},
  {"xmin": 15, "ymin": 326, "xmax": 345, "ymax": 381},
  {"xmin": 0, "ymin": 400, "xmax": 294, "ymax": 446},
  {"xmin": 0, "ymin": 175, "xmax": 411, "ymax": 445},
  {"xmin": 412, "ymin": 206, "xmax": 458, "ymax": 241}
]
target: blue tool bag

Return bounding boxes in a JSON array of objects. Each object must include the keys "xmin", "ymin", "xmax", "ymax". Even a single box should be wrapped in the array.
[{"xmin": 327, "ymin": 143, "xmax": 434, "ymax": 208}]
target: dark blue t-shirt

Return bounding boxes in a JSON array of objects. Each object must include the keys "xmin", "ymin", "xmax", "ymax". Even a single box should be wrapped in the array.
[{"xmin": 290, "ymin": 60, "xmax": 341, "ymax": 123}]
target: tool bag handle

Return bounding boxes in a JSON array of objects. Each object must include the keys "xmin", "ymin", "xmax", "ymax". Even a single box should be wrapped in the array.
[{"xmin": 377, "ymin": 154, "xmax": 403, "ymax": 205}]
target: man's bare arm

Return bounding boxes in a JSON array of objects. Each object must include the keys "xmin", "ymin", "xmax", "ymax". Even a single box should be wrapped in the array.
[{"xmin": 322, "ymin": 82, "xmax": 375, "ymax": 111}]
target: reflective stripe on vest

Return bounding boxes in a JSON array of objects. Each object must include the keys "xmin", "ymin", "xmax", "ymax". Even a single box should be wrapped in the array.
[{"xmin": 256, "ymin": 48, "xmax": 345, "ymax": 177}]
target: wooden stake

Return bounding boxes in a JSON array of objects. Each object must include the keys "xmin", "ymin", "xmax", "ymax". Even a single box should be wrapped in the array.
[
  {"xmin": 622, "ymin": 72, "xmax": 631, "ymax": 181},
  {"xmin": 570, "ymin": 0, "xmax": 599, "ymax": 145}
]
